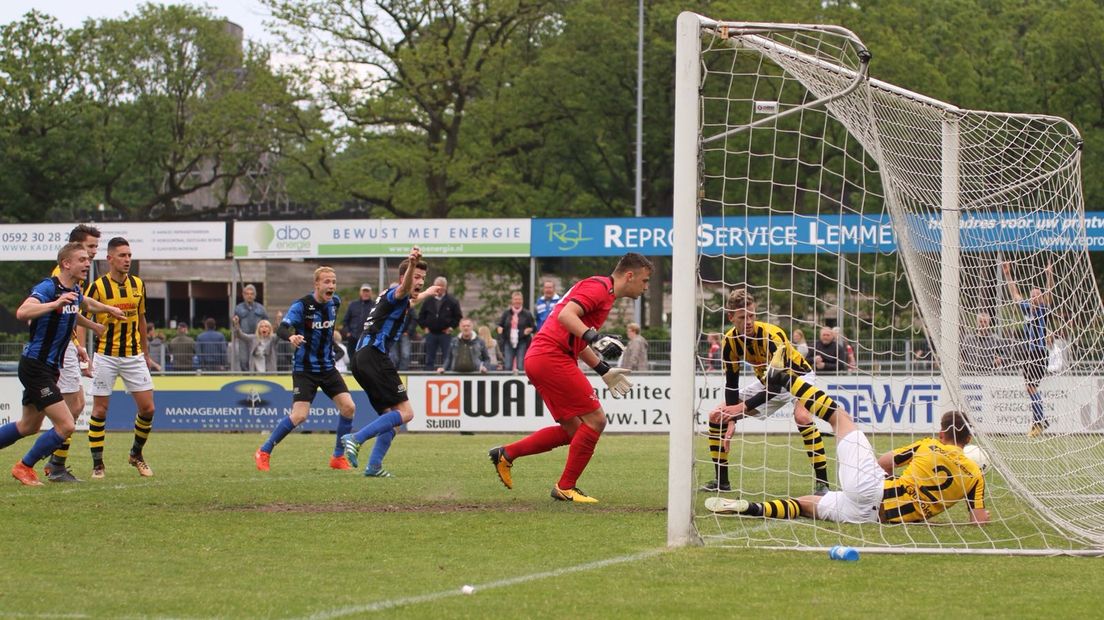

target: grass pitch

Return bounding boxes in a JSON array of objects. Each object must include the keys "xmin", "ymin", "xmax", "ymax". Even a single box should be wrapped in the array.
[{"xmin": 0, "ymin": 432, "xmax": 1100, "ymax": 618}]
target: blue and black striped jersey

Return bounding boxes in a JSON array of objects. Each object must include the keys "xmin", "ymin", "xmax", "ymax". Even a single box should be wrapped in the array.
[
  {"xmin": 23, "ymin": 277, "xmax": 83, "ymax": 368},
  {"xmin": 357, "ymin": 285, "xmax": 412, "ymax": 355},
  {"xmin": 1018, "ymin": 301, "xmax": 1050, "ymax": 351},
  {"xmin": 282, "ymin": 293, "xmax": 341, "ymax": 373}
]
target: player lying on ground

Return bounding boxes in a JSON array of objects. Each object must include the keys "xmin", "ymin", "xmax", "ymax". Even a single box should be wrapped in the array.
[
  {"xmin": 706, "ymin": 409, "xmax": 988, "ymax": 525},
  {"xmin": 703, "ymin": 289, "xmax": 832, "ymax": 494}
]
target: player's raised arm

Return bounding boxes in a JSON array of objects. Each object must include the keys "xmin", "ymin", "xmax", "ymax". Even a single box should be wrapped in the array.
[
  {"xmin": 395, "ymin": 246, "xmax": 422, "ymax": 299},
  {"xmin": 1043, "ymin": 262, "xmax": 1054, "ymax": 307},
  {"xmin": 1002, "ymin": 261, "xmax": 1024, "ymax": 302}
]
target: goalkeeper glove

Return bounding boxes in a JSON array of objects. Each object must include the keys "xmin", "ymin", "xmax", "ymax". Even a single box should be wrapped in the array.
[
  {"xmin": 765, "ymin": 346, "xmax": 788, "ymax": 383},
  {"xmin": 594, "ymin": 361, "xmax": 633, "ymax": 397},
  {"xmin": 582, "ymin": 327, "xmax": 625, "ymax": 360}
]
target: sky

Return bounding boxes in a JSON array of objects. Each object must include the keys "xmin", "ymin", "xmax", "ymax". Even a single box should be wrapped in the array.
[{"xmin": 0, "ymin": 1, "xmax": 278, "ymax": 44}]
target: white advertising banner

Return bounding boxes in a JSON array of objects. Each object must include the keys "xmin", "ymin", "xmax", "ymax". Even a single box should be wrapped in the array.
[
  {"xmin": 405, "ymin": 374, "xmax": 1104, "ymax": 435},
  {"xmin": 0, "ymin": 222, "xmax": 226, "ymax": 261},
  {"xmin": 2, "ymin": 374, "xmax": 1098, "ymax": 435},
  {"xmin": 233, "ymin": 219, "xmax": 531, "ymax": 259}
]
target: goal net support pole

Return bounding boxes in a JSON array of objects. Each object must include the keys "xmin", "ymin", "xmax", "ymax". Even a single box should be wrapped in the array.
[{"xmin": 667, "ymin": 10, "xmax": 705, "ymax": 548}]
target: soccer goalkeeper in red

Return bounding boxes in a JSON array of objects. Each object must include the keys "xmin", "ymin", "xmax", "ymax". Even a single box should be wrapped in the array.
[{"xmin": 488, "ymin": 253, "xmax": 652, "ymax": 503}]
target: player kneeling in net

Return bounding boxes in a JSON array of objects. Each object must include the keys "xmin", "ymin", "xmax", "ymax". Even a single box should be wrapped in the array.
[
  {"xmin": 702, "ymin": 289, "xmax": 831, "ymax": 494},
  {"xmin": 706, "ymin": 409, "xmax": 989, "ymax": 525}
]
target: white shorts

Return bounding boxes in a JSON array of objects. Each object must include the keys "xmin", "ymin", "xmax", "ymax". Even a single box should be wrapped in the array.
[
  {"xmin": 90, "ymin": 354, "xmax": 154, "ymax": 396},
  {"xmin": 58, "ymin": 342, "xmax": 82, "ymax": 395},
  {"xmin": 739, "ymin": 370, "xmax": 817, "ymax": 417},
  {"xmin": 814, "ymin": 431, "xmax": 885, "ymax": 524}
]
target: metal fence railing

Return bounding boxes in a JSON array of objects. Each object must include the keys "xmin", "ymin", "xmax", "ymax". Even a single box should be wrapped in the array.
[{"xmin": 0, "ymin": 339, "xmax": 1071, "ymax": 376}]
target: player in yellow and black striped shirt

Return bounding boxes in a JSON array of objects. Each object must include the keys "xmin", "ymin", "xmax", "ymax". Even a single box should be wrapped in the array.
[
  {"xmin": 706, "ymin": 410, "xmax": 989, "ymax": 526},
  {"xmin": 879, "ymin": 428, "xmax": 986, "ymax": 524},
  {"xmin": 702, "ymin": 289, "xmax": 838, "ymax": 496},
  {"xmin": 83, "ymin": 237, "xmax": 157, "ymax": 479}
]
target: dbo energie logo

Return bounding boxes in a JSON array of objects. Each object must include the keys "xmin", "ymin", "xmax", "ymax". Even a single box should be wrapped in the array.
[{"xmin": 254, "ymin": 222, "xmax": 312, "ymax": 253}]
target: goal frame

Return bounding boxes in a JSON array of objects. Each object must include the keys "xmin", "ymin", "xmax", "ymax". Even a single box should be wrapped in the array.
[{"xmin": 667, "ymin": 11, "xmax": 1104, "ymax": 555}]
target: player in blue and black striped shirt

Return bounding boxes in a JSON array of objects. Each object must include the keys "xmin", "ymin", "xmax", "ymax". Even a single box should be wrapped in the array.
[
  {"xmin": 254, "ymin": 266, "xmax": 357, "ymax": 471},
  {"xmin": 2, "ymin": 242, "xmax": 124, "ymax": 486},
  {"xmin": 342, "ymin": 246, "xmax": 439, "ymax": 477},
  {"xmin": 1002, "ymin": 260, "xmax": 1055, "ymax": 437}
]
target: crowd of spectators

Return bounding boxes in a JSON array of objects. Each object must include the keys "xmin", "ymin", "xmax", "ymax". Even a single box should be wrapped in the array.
[{"xmin": 140, "ymin": 280, "xmax": 638, "ymax": 374}]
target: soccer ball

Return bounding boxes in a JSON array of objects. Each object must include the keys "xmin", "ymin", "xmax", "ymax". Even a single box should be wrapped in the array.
[{"xmin": 963, "ymin": 443, "xmax": 989, "ymax": 473}]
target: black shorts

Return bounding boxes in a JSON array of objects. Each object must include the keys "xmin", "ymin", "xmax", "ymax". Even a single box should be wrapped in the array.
[
  {"xmin": 1020, "ymin": 345, "xmax": 1048, "ymax": 387},
  {"xmin": 19, "ymin": 356, "xmax": 63, "ymax": 410},
  {"xmin": 292, "ymin": 369, "xmax": 349, "ymax": 403},
  {"xmin": 352, "ymin": 346, "xmax": 408, "ymax": 413}
]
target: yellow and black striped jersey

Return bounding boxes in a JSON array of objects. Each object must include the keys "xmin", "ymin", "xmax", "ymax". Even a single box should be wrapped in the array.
[
  {"xmin": 85, "ymin": 274, "xmax": 146, "ymax": 357},
  {"xmin": 881, "ymin": 438, "xmax": 986, "ymax": 524},
  {"xmin": 723, "ymin": 321, "xmax": 813, "ymax": 384}
]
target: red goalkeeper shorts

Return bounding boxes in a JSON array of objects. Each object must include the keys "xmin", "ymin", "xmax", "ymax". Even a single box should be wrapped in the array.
[{"xmin": 525, "ymin": 350, "xmax": 601, "ymax": 422}]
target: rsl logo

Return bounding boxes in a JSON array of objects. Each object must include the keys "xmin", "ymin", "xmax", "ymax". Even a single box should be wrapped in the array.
[{"xmin": 425, "ymin": 379, "xmax": 544, "ymax": 424}]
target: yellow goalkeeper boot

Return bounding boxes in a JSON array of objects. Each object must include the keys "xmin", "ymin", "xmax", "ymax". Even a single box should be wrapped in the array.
[
  {"xmin": 488, "ymin": 446, "xmax": 513, "ymax": 489},
  {"xmin": 551, "ymin": 485, "xmax": 598, "ymax": 503}
]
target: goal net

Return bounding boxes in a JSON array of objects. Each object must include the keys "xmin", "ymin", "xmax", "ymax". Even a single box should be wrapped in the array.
[{"xmin": 668, "ymin": 12, "xmax": 1104, "ymax": 554}]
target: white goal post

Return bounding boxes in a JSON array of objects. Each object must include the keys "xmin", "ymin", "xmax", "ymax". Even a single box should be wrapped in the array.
[{"xmin": 669, "ymin": 12, "xmax": 1104, "ymax": 555}]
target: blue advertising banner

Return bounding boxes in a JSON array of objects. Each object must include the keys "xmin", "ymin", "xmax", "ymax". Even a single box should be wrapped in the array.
[
  {"xmin": 531, "ymin": 212, "xmax": 1104, "ymax": 256},
  {"xmin": 95, "ymin": 376, "xmax": 382, "ymax": 432}
]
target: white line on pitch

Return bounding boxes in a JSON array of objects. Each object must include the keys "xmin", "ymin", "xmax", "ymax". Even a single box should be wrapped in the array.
[{"xmin": 301, "ymin": 548, "xmax": 668, "ymax": 619}]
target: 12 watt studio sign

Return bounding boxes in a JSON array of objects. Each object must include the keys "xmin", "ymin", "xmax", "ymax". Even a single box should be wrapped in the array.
[{"xmin": 425, "ymin": 379, "xmax": 546, "ymax": 418}]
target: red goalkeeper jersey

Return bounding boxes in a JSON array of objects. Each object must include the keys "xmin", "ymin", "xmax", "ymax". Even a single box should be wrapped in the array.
[{"xmin": 528, "ymin": 275, "xmax": 615, "ymax": 360}]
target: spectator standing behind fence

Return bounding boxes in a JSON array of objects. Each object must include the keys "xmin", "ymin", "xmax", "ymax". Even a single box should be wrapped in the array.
[
  {"xmin": 195, "ymin": 318, "xmax": 227, "ymax": 371},
  {"xmin": 705, "ymin": 333, "xmax": 721, "ymax": 371},
  {"xmin": 232, "ymin": 315, "xmax": 277, "ymax": 373},
  {"xmin": 439, "ymin": 318, "xmax": 489, "ymax": 374},
  {"xmin": 232, "ymin": 284, "xmax": 268, "ymax": 372},
  {"xmin": 478, "ymin": 325, "xmax": 500, "ymax": 370},
  {"xmin": 146, "ymin": 325, "xmax": 167, "ymax": 372},
  {"xmin": 534, "ymin": 280, "xmax": 561, "ymax": 332},
  {"xmin": 620, "ymin": 322, "xmax": 649, "ymax": 371},
  {"xmin": 791, "ymin": 329, "xmax": 809, "ymax": 360},
  {"xmin": 497, "ymin": 291, "xmax": 536, "ymax": 373},
  {"xmin": 169, "ymin": 323, "xmax": 194, "ymax": 371},
  {"xmin": 342, "ymin": 283, "xmax": 376, "ymax": 344},
  {"xmin": 389, "ymin": 313, "xmax": 416, "ymax": 370},
  {"xmin": 417, "ymin": 276, "xmax": 462, "ymax": 369},
  {"xmin": 813, "ymin": 326, "xmax": 847, "ymax": 373},
  {"xmin": 961, "ymin": 312, "xmax": 1011, "ymax": 374},
  {"xmin": 834, "ymin": 326, "xmax": 858, "ymax": 370}
]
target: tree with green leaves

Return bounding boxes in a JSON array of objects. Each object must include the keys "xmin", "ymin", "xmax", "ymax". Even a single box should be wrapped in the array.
[
  {"xmin": 0, "ymin": 12, "xmax": 92, "ymax": 222},
  {"xmin": 79, "ymin": 4, "xmax": 305, "ymax": 220},
  {"xmin": 264, "ymin": 0, "xmax": 561, "ymax": 219}
]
